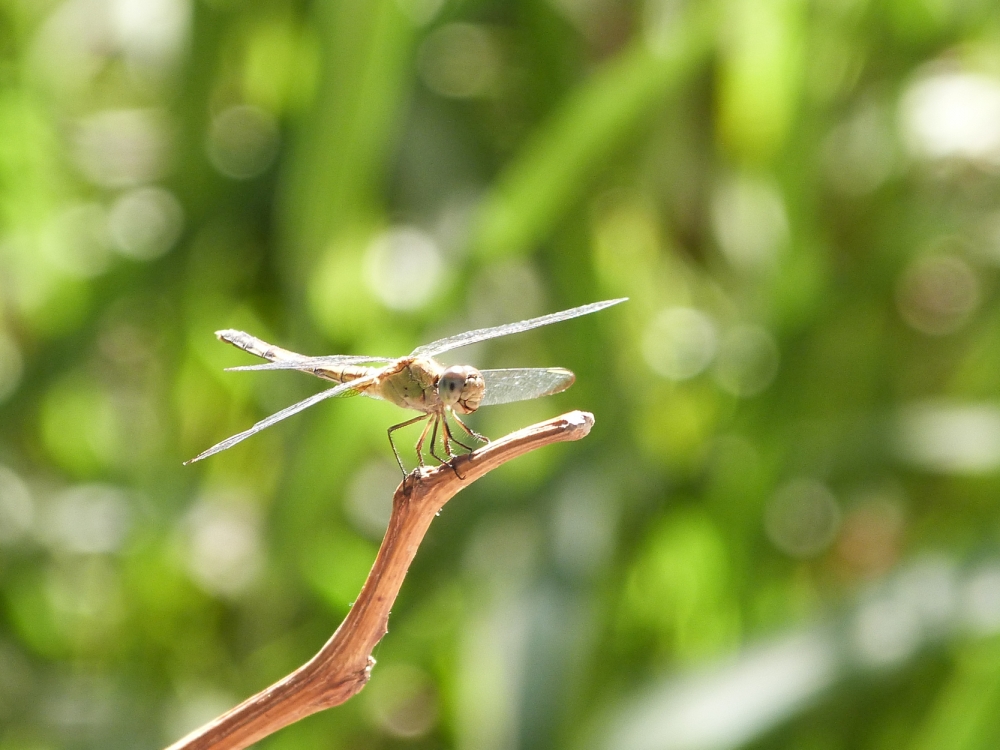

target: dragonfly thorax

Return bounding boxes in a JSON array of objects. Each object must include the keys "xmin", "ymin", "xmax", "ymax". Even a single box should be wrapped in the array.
[{"xmin": 438, "ymin": 365, "xmax": 485, "ymax": 414}]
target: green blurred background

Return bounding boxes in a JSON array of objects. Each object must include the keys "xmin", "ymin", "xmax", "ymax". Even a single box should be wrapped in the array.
[{"xmin": 3, "ymin": 0, "xmax": 1000, "ymax": 748}]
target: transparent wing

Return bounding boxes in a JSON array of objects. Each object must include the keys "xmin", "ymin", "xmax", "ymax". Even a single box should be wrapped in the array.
[
  {"xmin": 480, "ymin": 368, "xmax": 576, "ymax": 406},
  {"xmin": 227, "ymin": 356, "xmax": 393, "ymax": 372},
  {"xmin": 216, "ymin": 329, "xmax": 393, "ymax": 370},
  {"xmin": 184, "ymin": 374, "xmax": 379, "ymax": 464},
  {"xmin": 412, "ymin": 298, "xmax": 627, "ymax": 357}
]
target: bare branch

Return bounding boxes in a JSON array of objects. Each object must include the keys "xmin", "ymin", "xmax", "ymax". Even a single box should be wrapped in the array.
[{"xmin": 165, "ymin": 410, "xmax": 595, "ymax": 750}]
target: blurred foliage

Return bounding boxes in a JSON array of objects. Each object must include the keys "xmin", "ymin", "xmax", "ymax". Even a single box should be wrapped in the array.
[{"xmin": 3, "ymin": 0, "xmax": 1000, "ymax": 749}]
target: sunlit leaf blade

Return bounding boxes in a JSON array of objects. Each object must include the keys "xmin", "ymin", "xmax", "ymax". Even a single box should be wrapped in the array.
[
  {"xmin": 184, "ymin": 375, "xmax": 377, "ymax": 464},
  {"xmin": 412, "ymin": 298, "xmax": 627, "ymax": 357},
  {"xmin": 480, "ymin": 368, "xmax": 576, "ymax": 406}
]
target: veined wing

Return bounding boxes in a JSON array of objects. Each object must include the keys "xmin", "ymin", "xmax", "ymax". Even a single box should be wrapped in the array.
[
  {"xmin": 184, "ymin": 373, "xmax": 379, "ymax": 464},
  {"xmin": 411, "ymin": 298, "xmax": 627, "ymax": 357},
  {"xmin": 216, "ymin": 329, "xmax": 393, "ymax": 370},
  {"xmin": 480, "ymin": 368, "xmax": 576, "ymax": 406},
  {"xmin": 227, "ymin": 356, "xmax": 393, "ymax": 372}
]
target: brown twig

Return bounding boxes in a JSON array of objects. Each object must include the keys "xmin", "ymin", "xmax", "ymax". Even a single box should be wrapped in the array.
[{"xmin": 165, "ymin": 410, "xmax": 595, "ymax": 750}]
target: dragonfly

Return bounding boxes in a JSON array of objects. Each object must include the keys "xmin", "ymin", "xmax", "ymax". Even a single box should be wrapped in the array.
[{"xmin": 186, "ymin": 298, "xmax": 626, "ymax": 472}]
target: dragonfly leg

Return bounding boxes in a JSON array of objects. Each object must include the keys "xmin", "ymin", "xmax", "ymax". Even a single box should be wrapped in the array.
[
  {"xmin": 452, "ymin": 413, "xmax": 489, "ymax": 444},
  {"xmin": 441, "ymin": 418, "xmax": 457, "ymax": 459},
  {"xmin": 428, "ymin": 415, "xmax": 448, "ymax": 465},
  {"xmin": 438, "ymin": 419, "xmax": 471, "ymax": 480},
  {"xmin": 414, "ymin": 414, "xmax": 436, "ymax": 467},
  {"xmin": 388, "ymin": 414, "xmax": 429, "ymax": 475},
  {"xmin": 442, "ymin": 415, "xmax": 474, "ymax": 454}
]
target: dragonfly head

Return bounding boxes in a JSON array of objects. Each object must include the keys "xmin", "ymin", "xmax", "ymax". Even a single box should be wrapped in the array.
[{"xmin": 438, "ymin": 365, "xmax": 485, "ymax": 414}]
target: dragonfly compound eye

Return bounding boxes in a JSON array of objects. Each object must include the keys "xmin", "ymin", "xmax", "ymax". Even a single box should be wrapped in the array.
[
  {"xmin": 438, "ymin": 369, "xmax": 465, "ymax": 404},
  {"xmin": 439, "ymin": 366, "xmax": 485, "ymax": 413}
]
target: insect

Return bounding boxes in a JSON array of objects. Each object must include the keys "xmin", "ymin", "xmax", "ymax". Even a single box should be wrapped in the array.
[{"xmin": 186, "ymin": 298, "xmax": 626, "ymax": 472}]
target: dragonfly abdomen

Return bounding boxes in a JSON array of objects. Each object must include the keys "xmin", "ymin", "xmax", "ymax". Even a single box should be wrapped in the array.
[
  {"xmin": 217, "ymin": 329, "xmax": 375, "ymax": 385},
  {"xmin": 312, "ymin": 364, "xmax": 374, "ymax": 384},
  {"xmin": 217, "ymin": 329, "xmax": 302, "ymax": 364}
]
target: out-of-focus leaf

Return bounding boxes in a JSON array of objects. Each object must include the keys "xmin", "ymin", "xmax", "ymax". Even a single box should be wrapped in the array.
[{"xmin": 470, "ymin": 4, "xmax": 717, "ymax": 258}]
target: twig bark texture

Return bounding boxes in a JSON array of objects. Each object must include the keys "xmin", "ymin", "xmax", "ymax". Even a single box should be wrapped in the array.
[{"xmin": 166, "ymin": 410, "xmax": 594, "ymax": 750}]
